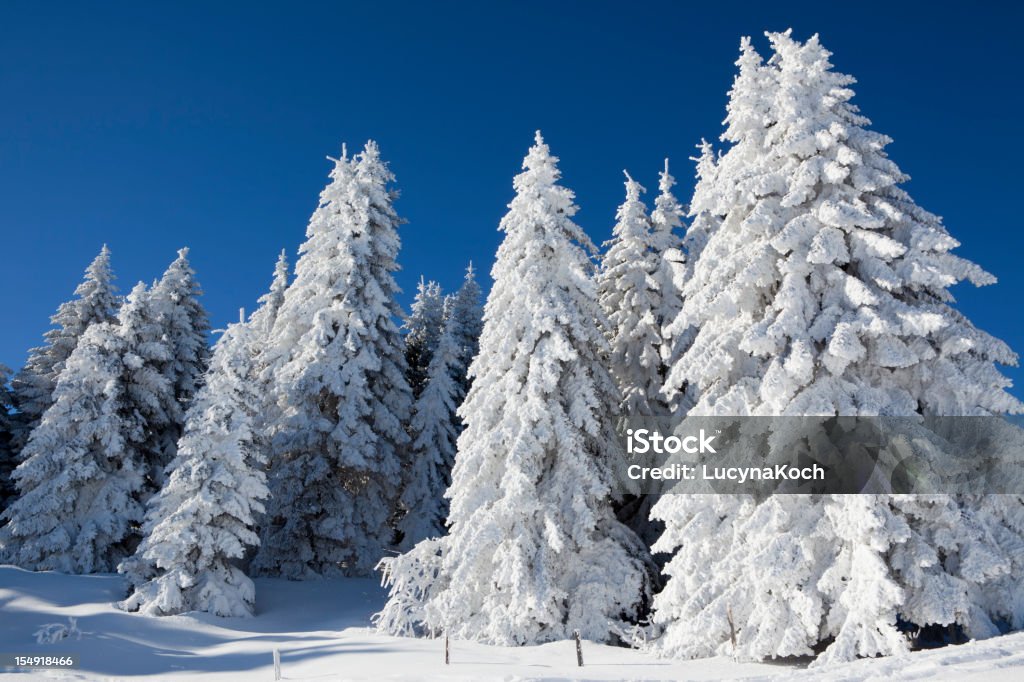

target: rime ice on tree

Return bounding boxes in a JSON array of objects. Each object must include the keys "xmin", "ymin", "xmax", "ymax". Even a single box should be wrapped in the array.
[
  {"xmin": 652, "ymin": 32, "xmax": 1024, "ymax": 665},
  {"xmin": 119, "ymin": 318, "xmax": 268, "ymax": 617},
  {"xmin": 444, "ymin": 263, "xmax": 484, "ymax": 400},
  {"xmin": 598, "ymin": 171, "xmax": 670, "ymax": 417},
  {"xmin": 249, "ymin": 249, "xmax": 290, "ymax": 340},
  {"xmin": 661, "ymin": 143, "xmax": 720, "ymax": 412},
  {"xmin": 0, "ymin": 283, "xmax": 171, "ymax": 573},
  {"xmin": 11, "ymin": 246, "xmax": 119, "ymax": 452},
  {"xmin": 376, "ymin": 132, "xmax": 649, "ymax": 645},
  {"xmin": 405, "ymin": 278, "xmax": 446, "ymax": 400},
  {"xmin": 143, "ymin": 248, "xmax": 211, "ymax": 490},
  {"xmin": 252, "ymin": 142, "xmax": 412, "ymax": 579},
  {"xmin": 394, "ymin": 263, "xmax": 483, "ymax": 548},
  {"xmin": 396, "ymin": 314, "xmax": 463, "ymax": 548},
  {"xmin": 649, "ymin": 160, "xmax": 687, "ymax": 362}
]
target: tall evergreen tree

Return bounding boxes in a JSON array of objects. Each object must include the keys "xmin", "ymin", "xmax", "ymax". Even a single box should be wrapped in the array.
[
  {"xmin": 599, "ymin": 169, "xmax": 684, "ymax": 547},
  {"xmin": 444, "ymin": 263, "xmax": 484, "ymax": 400},
  {"xmin": 397, "ymin": 315, "xmax": 463, "ymax": 548},
  {"xmin": 660, "ymin": 35, "xmax": 773, "ymax": 411},
  {"xmin": 119, "ymin": 319, "xmax": 268, "ymax": 617},
  {"xmin": 651, "ymin": 32, "xmax": 1024, "ymax": 665},
  {"xmin": 660, "ymin": 145, "xmax": 722, "ymax": 415},
  {"xmin": 12, "ymin": 245, "xmax": 119, "ymax": 451},
  {"xmin": 245, "ymin": 249, "xmax": 291, "ymax": 497},
  {"xmin": 0, "ymin": 283, "xmax": 171, "ymax": 573},
  {"xmin": 248, "ymin": 249, "xmax": 290, "ymax": 340},
  {"xmin": 395, "ymin": 264, "xmax": 482, "ymax": 548},
  {"xmin": 404, "ymin": 278, "xmax": 446, "ymax": 399},
  {"xmin": 680, "ymin": 141, "xmax": 720, "ymax": 270},
  {"xmin": 145, "ymin": 248, "xmax": 211, "ymax": 486},
  {"xmin": 376, "ymin": 132, "xmax": 649, "ymax": 645},
  {"xmin": 650, "ymin": 47, "xmax": 777, "ymax": 649},
  {"xmin": 598, "ymin": 172, "xmax": 667, "ymax": 417},
  {"xmin": 109, "ymin": 282, "xmax": 177, "ymax": 500},
  {"xmin": 649, "ymin": 160, "xmax": 687, "ymax": 352},
  {"xmin": 252, "ymin": 142, "xmax": 412, "ymax": 579}
]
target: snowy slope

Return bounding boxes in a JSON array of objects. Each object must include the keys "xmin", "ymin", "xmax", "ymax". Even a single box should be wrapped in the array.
[{"xmin": 1, "ymin": 566, "xmax": 1022, "ymax": 681}]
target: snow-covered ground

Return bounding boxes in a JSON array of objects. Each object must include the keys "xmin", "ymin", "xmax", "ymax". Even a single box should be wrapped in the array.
[{"xmin": 0, "ymin": 565, "xmax": 1022, "ymax": 681}]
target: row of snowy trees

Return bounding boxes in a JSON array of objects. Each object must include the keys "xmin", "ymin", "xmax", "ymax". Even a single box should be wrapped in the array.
[
  {"xmin": 1, "ymin": 27, "xmax": 1021, "ymax": 667},
  {"xmin": 0, "ymin": 247, "xmax": 210, "ymax": 573},
  {"xmin": 375, "ymin": 30, "xmax": 1024, "ymax": 667},
  {"xmin": 0, "ymin": 143, "xmax": 483, "ymax": 617}
]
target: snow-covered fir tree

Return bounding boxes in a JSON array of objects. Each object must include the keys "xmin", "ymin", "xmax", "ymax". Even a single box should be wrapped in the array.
[
  {"xmin": 404, "ymin": 278, "xmax": 446, "ymax": 400},
  {"xmin": 0, "ymin": 282, "xmax": 182, "ymax": 572},
  {"xmin": 119, "ymin": 318, "xmax": 268, "ymax": 617},
  {"xmin": 151, "ymin": 249, "xmax": 211, "ymax": 408},
  {"xmin": 964, "ymin": 490, "xmax": 1024, "ymax": 641},
  {"xmin": 598, "ymin": 171, "xmax": 667, "ymax": 417},
  {"xmin": 248, "ymin": 249, "xmax": 290, "ymax": 340},
  {"xmin": 396, "ymin": 315, "xmax": 463, "ymax": 548},
  {"xmin": 444, "ymin": 263, "xmax": 484, "ymax": 399},
  {"xmin": 651, "ymin": 31, "xmax": 1024, "ymax": 665},
  {"xmin": 394, "ymin": 263, "xmax": 483, "ymax": 548},
  {"xmin": 661, "ymin": 144, "xmax": 720, "ymax": 413},
  {"xmin": 252, "ymin": 142, "xmax": 412, "ymax": 579},
  {"xmin": 0, "ymin": 283, "xmax": 174, "ymax": 572},
  {"xmin": 680, "ymin": 141, "xmax": 721, "ymax": 270},
  {"xmin": 0, "ymin": 365, "xmax": 16, "ymax": 513},
  {"xmin": 106, "ymin": 282, "xmax": 177, "ymax": 503},
  {"xmin": 11, "ymin": 245, "xmax": 119, "ymax": 452},
  {"xmin": 665, "ymin": 32, "xmax": 1018, "ymax": 417},
  {"xmin": 649, "ymin": 160, "xmax": 687, "ymax": 352},
  {"xmin": 242, "ymin": 249, "xmax": 291, "ymax": 489},
  {"xmin": 144, "ymin": 248, "xmax": 211, "ymax": 486},
  {"xmin": 598, "ymin": 166, "xmax": 685, "ymax": 546},
  {"xmin": 650, "ymin": 43, "xmax": 781, "ymax": 659},
  {"xmin": 660, "ymin": 34, "xmax": 773, "ymax": 411},
  {"xmin": 376, "ymin": 132, "xmax": 650, "ymax": 645},
  {"xmin": 237, "ymin": 250, "xmax": 291, "ymax": 417}
]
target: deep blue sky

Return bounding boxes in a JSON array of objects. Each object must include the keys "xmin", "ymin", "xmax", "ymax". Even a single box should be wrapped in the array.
[{"xmin": 2, "ymin": 1, "xmax": 1022, "ymax": 398}]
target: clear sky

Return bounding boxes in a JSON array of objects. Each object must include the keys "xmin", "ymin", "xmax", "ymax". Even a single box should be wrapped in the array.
[{"xmin": 2, "ymin": 1, "xmax": 1022, "ymax": 399}]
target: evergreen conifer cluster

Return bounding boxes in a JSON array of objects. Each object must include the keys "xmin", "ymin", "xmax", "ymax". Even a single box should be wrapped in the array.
[{"xmin": 0, "ymin": 30, "xmax": 1020, "ymax": 666}]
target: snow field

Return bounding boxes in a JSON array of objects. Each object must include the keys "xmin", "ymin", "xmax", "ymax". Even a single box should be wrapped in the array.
[{"xmin": 3, "ymin": 567, "xmax": 1024, "ymax": 681}]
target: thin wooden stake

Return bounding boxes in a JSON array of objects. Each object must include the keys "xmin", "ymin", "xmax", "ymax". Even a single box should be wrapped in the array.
[
  {"xmin": 272, "ymin": 648, "xmax": 281, "ymax": 680},
  {"xmin": 727, "ymin": 605, "xmax": 737, "ymax": 652},
  {"xmin": 444, "ymin": 634, "xmax": 450, "ymax": 665},
  {"xmin": 574, "ymin": 630, "xmax": 583, "ymax": 667}
]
